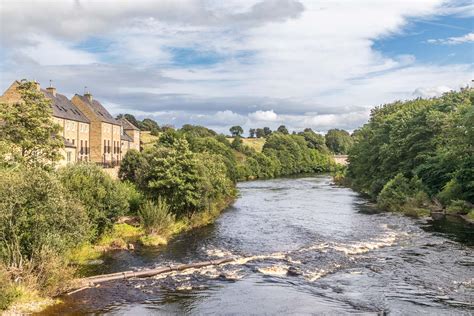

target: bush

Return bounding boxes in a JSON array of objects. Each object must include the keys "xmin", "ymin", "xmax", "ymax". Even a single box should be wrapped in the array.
[
  {"xmin": 119, "ymin": 149, "xmax": 144, "ymax": 183},
  {"xmin": 446, "ymin": 200, "xmax": 473, "ymax": 215},
  {"xmin": 117, "ymin": 181, "xmax": 143, "ymax": 214},
  {"xmin": 0, "ymin": 167, "xmax": 89, "ymax": 269},
  {"xmin": 0, "ymin": 266, "xmax": 19, "ymax": 310},
  {"xmin": 58, "ymin": 164, "xmax": 129, "ymax": 239},
  {"xmin": 377, "ymin": 173, "xmax": 429, "ymax": 214},
  {"xmin": 139, "ymin": 198, "xmax": 175, "ymax": 235}
]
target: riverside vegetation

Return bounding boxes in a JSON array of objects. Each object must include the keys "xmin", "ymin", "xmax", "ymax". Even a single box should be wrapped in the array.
[
  {"xmin": 0, "ymin": 81, "xmax": 334, "ymax": 312},
  {"xmin": 340, "ymin": 88, "xmax": 474, "ymax": 220}
]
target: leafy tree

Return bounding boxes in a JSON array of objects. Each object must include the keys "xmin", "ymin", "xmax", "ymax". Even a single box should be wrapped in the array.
[
  {"xmin": 249, "ymin": 128, "xmax": 256, "ymax": 138},
  {"xmin": 325, "ymin": 129, "xmax": 353, "ymax": 154},
  {"xmin": 0, "ymin": 81, "xmax": 63, "ymax": 168},
  {"xmin": 277, "ymin": 125, "xmax": 289, "ymax": 134},
  {"xmin": 231, "ymin": 136, "xmax": 243, "ymax": 150},
  {"xmin": 117, "ymin": 113, "xmax": 140, "ymax": 128},
  {"xmin": 0, "ymin": 166, "xmax": 88, "ymax": 269},
  {"xmin": 299, "ymin": 129, "xmax": 328, "ymax": 152},
  {"xmin": 141, "ymin": 118, "xmax": 161, "ymax": 135},
  {"xmin": 119, "ymin": 149, "xmax": 145, "ymax": 183},
  {"xmin": 347, "ymin": 88, "xmax": 473, "ymax": 210},
  {"xmin": 256, "ymin": 128, "xmax": 265, "ymax": 138},
  {"xmin": 263, "ymin": 127, "xmax": 272, "ymax": 137},
  {"xmin": 58, "ymin": 164, "xmax": 130, "ymax": 239},
  {"xmin": 229, "ymin": 125, "xmax": 244, "ymax": 137}
]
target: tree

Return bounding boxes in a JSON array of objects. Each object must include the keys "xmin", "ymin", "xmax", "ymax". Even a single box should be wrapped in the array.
[
  {"xmin": 141, "ymin": 118, "xmax": 160, "ymax": 135},
  {"xmin": 0, "ymin": 81, "xmax": 63, "ymax": 168},
  {"xmin": 119, "ymin": 149, "xmax": 145, "ymax": 183},
  {"xmin": 117, "ymin": 113, "xmax": 140, "ymax": 128},
  {"xmin": 263, "ymin": 127, "xmax": 272, "ymax": 137},
  {"xmin": 277, "ymin": 125, "xmax": 289, "ymax": 134},
  {"xmin": 231, "ymin": 136, "xmax": 243, "ymax": 150},
  {"xmin": 229, "ymin": 125, "xmax": 244, "ymax": 137},
  {"xmin": 256, "ymin": 128, "xmax": 265, "ymax": 138},
  {"xmin": 249, "ymin": 128, "xmax": 256, "ymax": 138},
  {"xmin": 325, "ymin": 129, "xmax": 353, "ymax": 154},
  {"xmin": 58, "ymin": 164, "xmax": 130, "ymax": 239}
]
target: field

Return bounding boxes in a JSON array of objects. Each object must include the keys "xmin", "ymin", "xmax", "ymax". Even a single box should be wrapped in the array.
[
  {"xmin": 227, "ymin": 137, "xmax": 266, "ymax": 152},
  {"xmin": 140, "ymin": 131, "xmax": 159, "ymax": 148}
]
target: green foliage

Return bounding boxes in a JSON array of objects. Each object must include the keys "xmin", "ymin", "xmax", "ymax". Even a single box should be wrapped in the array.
[
  {"xmin": 139, "ymin": 198, "xmax": 175, "ymax": 235},
  {"xmin": 231, "ymin": 136, "xmax": 243, "ymax": 150},
  {"xmin": 58, "ymin": 164, "xmax": 129, "ymax": 239},
  {"xmin": 119, "ymin": 149, "xmax": 145, "ymax": 183},
  {"xmin": 249, "ymin": 128, "xmax": 256, "ymax": 138},
  {"xmin": 141, "ymin": 118, "xmax": 161, "ymax": 135},
  {"xmin": 0, "ymin": 166, "xmax": 89, "ymax": 270},
  {"xmin": 348, "ymin": 89, "xmax": 473, "ymax": 210},
  {"xmin": 0, "ymin": 81, "xmax": 63, "ymax": 168},
  {"xmin": 377, "ymin": 173, "xmax": 429, "ymax": 215},
  {"xmin": 299, "ymin": 129, "xmax": 328, "ymax": 152},
  {"xmin": 117, "ymin": 181, "xmax": 143, "ymax": 214},
  {"xmin": 256, "ymin": 128, "xmax": 265, "ymax": 138},
  {"xmin": 325, "ymin": 128, "xmax": 353, "ymax": 154},
  {"xmin": 229, "ymin": 125, "xmax": 244, "ymax": 137},
  {"xmin": 446, "ymin": 200, "xmax": 473, "ymax": 215},
  {"xmin": 277, "ymin": 125, "xmax": 289, "ymax": 134}
]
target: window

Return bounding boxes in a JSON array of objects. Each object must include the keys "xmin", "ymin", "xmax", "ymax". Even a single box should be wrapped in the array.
[
  {"xmin": 72, "ymin": 139, "xmax": 75, "ymax": 145},
  {"xmin": 67, "ymin": 152, "xmax": 71, "ymax": 162},
  {"xmin": 80, "ymin": 140, "xmax": 84, "ymax": 155},
  {"xmin": 107, "ymin": 140, "xmax": 110, "ymax": 153},
  {"xmin": 104, "ymin": 140, "xmax": 106, "ymax": 154},
  {"xmin": 85, "ymin": 141, "xmax": 88, "ymax": 155}
]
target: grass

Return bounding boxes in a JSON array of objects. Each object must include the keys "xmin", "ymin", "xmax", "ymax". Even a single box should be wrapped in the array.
[
  {"xmin": 140, "ymin": 131, "xmax": 160, "ymax": 149},
  {"xmin": 227, "ymin": 137, "xmax": 266, "ymax": 152}
]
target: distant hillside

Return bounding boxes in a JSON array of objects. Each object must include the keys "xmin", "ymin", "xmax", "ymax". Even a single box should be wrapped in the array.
[{"xmin": 227, "ymin": 137, "xmax": 266, "ymax": 152}]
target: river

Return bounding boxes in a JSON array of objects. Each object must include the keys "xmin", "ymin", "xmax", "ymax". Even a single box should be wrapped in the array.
[{"xmin": 41, "ymin": 175, "xmax": 473, "ymax": 315}]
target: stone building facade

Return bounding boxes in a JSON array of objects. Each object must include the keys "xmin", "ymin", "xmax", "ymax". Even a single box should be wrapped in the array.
[
  {"xmin": 1, "ymin": 80, "xmax": 141, "ymax": 167},
  {"xmin": 0, "ymin": 80, "xmax": 91, "ymax": 166}
]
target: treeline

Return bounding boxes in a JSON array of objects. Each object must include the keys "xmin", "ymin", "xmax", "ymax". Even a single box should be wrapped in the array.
[
  {"xmin": 117, "ymin": 113, "xmax": 173, "ymax": 135},
  {"xmin": 230, "ymin": 124, "xmax": 353, "ymax": 155},
  {"xmin": 121, "ymin": 125, "xmax": 335, "ymax": 185},
  {"xmin": 346, "ymin": 88, "xmax": 473, "ymax": 218}
]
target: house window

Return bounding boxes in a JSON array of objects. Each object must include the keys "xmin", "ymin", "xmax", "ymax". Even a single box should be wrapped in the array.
[
  {"xmin": 80, "ymin": 140, "xmax": 84, "ymax": 155},
  {"xmin": 104, "ymin": 140, "xmax": 106, "ymax": 154},
  {"xmin": 72, "ymin": 139, "xmax": 75, "ymax": 145},
  {"xmin": 85, "ymin": 141, "xmax": 88, "ymax": 155},
  {"xmin": 67, "ymin": 152, "xmax": 71, "ymax": 162},
  {"xmin": 107, "ymin": 140, "xmax": 110, "ymax": 153}
]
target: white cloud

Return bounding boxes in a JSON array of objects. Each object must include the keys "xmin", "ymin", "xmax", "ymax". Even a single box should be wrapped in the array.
[
  {"xmin": 0, "ymin": 0, "xmax": 472, "ymax": 134},
  {"xmin": 248, "ymin": 110, "xmax": 279, "ymax": 122},
  {"xmin": 427, "ymin": 32, "xmax": 474, "ymax": 45}
]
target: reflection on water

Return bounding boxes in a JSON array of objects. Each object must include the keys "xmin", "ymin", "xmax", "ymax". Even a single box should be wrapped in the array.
[{"xmin": 40, "ymin": 175, "xmax": 474, "ymax": 315}]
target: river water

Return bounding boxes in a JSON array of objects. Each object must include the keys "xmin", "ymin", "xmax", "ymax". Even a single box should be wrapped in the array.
[{"xmin": 41, "ymin": 175, "xmax": 473, "ymax": 315}]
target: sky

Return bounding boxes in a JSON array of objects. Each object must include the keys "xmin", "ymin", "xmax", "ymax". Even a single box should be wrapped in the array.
[{"xmin": 0, "ymin": 0, "xmax": 473, "ymax": 135}]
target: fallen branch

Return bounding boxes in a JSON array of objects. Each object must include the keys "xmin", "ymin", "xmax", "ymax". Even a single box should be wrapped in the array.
[{"xmin": 74, "ymin": 257, "xmax": 235, "ymax": 291}]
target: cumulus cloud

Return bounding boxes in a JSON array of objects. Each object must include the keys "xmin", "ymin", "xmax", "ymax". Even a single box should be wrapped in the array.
[{"xmin": 0, "ymin": 0, "xmax": 472, "ymax": 134}]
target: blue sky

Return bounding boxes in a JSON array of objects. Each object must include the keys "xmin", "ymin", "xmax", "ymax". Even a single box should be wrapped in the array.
[
  {"xmin": 0, "ymin": 0, "xmax": 473, "ymax": 134},
  {"xmin": 374, "ymin": 14, "xmax": 473, "ymax": 65}
]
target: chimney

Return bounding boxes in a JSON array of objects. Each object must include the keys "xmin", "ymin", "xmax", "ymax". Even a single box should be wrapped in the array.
[
  {"xmin": 84, "ymin": 92, "xmax": 93, "ymax": 102},
  {"xmin": 46, "ymin": 81, "xmax": 56, "ymax": 97}
]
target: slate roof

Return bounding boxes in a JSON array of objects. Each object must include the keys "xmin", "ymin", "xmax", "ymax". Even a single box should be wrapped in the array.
[
  {"xmin": 121, "ymin": 133, "xmax": 133, "ymax": 142},
  {"xmin": 119, "ymin": 117, "xmax": 140, "ymax": 131},
  {"xmin": 75, "ymin": 94, "xmax": 120, "ymax": 125},
  {"xmin": 42, "ymin": 89, "xmax": 90, "ymax": 124}
]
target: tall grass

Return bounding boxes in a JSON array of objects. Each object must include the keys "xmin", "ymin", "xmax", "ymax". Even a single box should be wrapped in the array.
[{"xmin": 138, "ymin": 197, "xmax": 175, "ymax": 235}]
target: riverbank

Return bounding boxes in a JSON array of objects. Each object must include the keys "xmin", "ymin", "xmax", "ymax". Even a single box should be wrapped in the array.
[{"xmin": 37, "ymin": 175, "xmax": 474, "ymax": 315}]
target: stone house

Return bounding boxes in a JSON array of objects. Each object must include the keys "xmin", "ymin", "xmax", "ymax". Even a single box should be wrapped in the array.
[
  {"xmin": 0, "ymin": 80, "xmax": 91, "ymax": 165},
  {"xmin": 72, "ymin": 93, "xmax": 137, "ymax": 166},
  {"xmin": 118, "ymin": 117, "xmax": 141, "ymax": 155}
]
